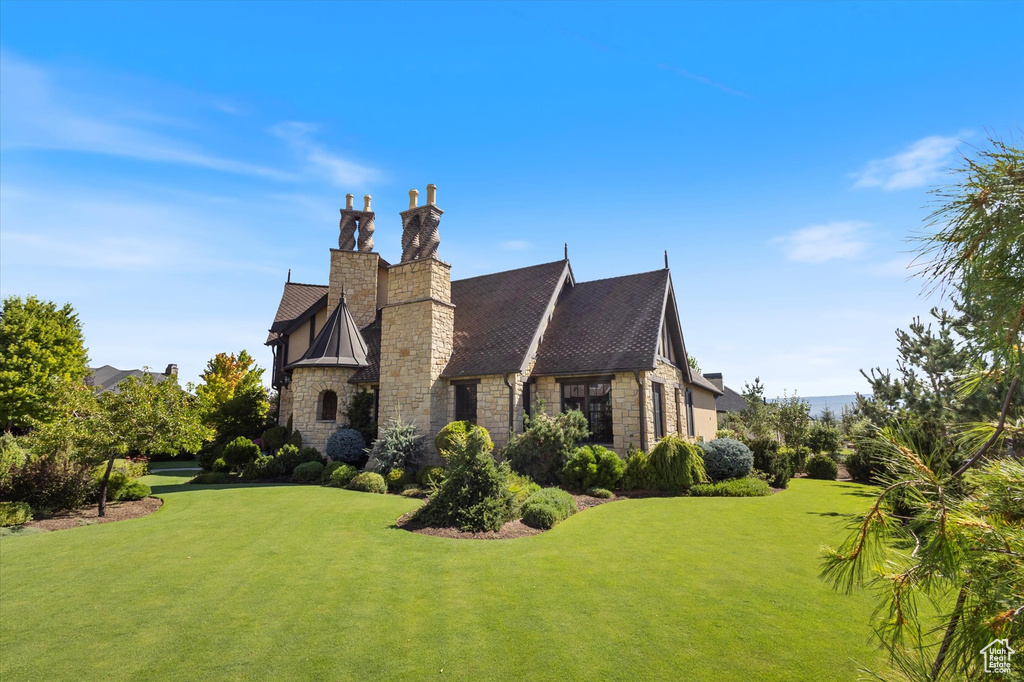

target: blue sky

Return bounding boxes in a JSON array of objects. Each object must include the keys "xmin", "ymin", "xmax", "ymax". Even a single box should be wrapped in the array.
[{"xmin": 1, "ymin": 1, "xmax": 1021, "ymax": 396}]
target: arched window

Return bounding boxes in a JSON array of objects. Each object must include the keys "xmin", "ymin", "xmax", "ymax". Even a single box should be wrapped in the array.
[{"xmin": 319, "ymin": 390, "xmax": 338, "ymax": 422}]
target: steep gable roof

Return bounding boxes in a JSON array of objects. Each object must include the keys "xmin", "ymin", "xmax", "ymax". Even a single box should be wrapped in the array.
[
  {"xmin": 87, "ymin": 365, "xmax": 170, "ymax": 393},
  {"xmin": 267, "ymin": 282, "xmax": 328, "ymax": 343},
  {"xmin": 287, "ymin": 295, "xmax": 368, "ymax": 369},
  {"xmin": 532, "ymin": 269, "xmax": 671, "ymax": 376},
  {"xmin": 441, "ymin": 260, "xmax": 570, "ymax": 378}
]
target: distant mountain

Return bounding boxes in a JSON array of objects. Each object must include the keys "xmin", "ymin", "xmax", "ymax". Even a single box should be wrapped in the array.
[{"xmin": 770, "ymin": 394, "xmax": 859, "ymax": 418}]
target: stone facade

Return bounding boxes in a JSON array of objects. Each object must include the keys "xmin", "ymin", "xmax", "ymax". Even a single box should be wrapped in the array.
[
  {"xmin": 644, "ymin": 360, "xmax": 685, "ymax": 442},
  {"xmin": 328, "ymin": 249, "xmax": 380, "ymax": 329},
  {"xmin": 378, "ymin": 257, "xmax": 454, "ymax": 459},
  {"xmin": 447, "ymin": 374, "xmax": 519, "ymax": 452},
  {"xmin": 288, "ymin": 366, "xmax": 359, "ymax": 453}
]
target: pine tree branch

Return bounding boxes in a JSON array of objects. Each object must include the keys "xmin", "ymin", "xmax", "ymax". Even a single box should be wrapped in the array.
[{"xmin": 952, "ymin": 376, "xmax": 1019, "ymax": 477}]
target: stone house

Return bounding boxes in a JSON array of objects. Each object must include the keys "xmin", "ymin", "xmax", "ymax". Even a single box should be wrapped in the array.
[{"xmin": 266, "ymin": 186, "xmax": 722, "ymax": 459}]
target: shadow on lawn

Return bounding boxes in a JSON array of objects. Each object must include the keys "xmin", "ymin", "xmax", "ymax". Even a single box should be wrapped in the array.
[{"xmin": 834, "ymin": 483, "xmax": 877, "ymax": 498}]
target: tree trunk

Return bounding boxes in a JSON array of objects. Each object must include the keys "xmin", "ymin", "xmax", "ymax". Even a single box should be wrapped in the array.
[{"xmin": 97, "ymin": 454, "xmax": 115, "ymax": 517}]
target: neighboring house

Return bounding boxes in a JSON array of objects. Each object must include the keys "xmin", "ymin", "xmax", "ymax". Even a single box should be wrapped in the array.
[
  {"xmin": 702, "ymin": 373, "xmax": 747, "ymax": 414},
  {"xmin": 267, "ymin": 186, "xmax": 722, "ymax": 459},
  {"xmin": 87, "ymin": 364, "xmax": 178, "ymax": 393}
]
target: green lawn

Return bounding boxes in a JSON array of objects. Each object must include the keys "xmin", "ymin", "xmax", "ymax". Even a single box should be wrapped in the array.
[{"xmin": 0, "ymin": 474, "xmax": 886, "ymax": 681}]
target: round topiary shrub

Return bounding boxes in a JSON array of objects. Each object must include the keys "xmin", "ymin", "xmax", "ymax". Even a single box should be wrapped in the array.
[
  {"xmin": 327, "ymin": 463, "xmax": 359, "ymax": 488},
  {"xmin": 587, "ymin": 487, "xmax": 613, "ymax": 499},
  {"xmin": 805, "ymin": 453, "xmax": 839, "ymax": 480},
  {"xmin": 417, "ymin": 465, "xmax": 447, "ymax": 488},
  {"xmin": 699, "ymin": 438, "xmax": 754, "ymax": 481},
  {"xmin": 434, "ymin": 421, "xmax": 493, "ymax": 458},
  {"xmin": 385, "ymin": 468, "xmax": 412, "ymax": 493},
  {"xmin": 292, "ymin": 461, "xmax": 325, "ymax": 484},
  {"xmin": 0, "ymin": 501, "xmax": 33, "ymax": 527},
  {"xmin": 520, "ymin": 487, "xmax": 578, "ymax": 529},
  {"xmin": 326, "ymin": 428, "xmax": 367, "ymax": 463},
  {"xmin": 346, "ymin": 471, "xmax": 387, "ymax": 494},
  {"xmin": 211, "ymin": 458, "xmax": 230, "ymax": 473}
]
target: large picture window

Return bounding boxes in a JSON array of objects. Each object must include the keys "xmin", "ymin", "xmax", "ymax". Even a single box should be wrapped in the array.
[
  {"xmin": 652, "ymin": 382, "xmax": 665, "ymax": 440},
  {"xmin": 454, "ymin": 383, "xmax": 478, "ymax": 424},
  {"xmin": 561, "ymin": 379, "xmax": 613, "ymax": 444}
]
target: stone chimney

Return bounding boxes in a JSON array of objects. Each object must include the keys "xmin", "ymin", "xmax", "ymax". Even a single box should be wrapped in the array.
[
  {"xmin": 329, "ymin": 193, "xmax": 382, "ymax": 329},
  {"xmin": 703, "ymin": 372, "xmax": 724, "ymax": 392},
  {"xmin": 164, "ymin": 363, "xmax": 178, "ymax": 377},
  {"xmin": 379, "ymin": 185, "xmax": 453, "ymax": 448}
]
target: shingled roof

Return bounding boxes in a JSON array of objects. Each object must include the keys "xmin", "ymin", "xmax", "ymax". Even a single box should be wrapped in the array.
[
  {"xmin": 441, "ymin": 260, "xmax": 570, "ymax": 378},
  {"xmin": 267, "ymin": 282, "xmax": 328, "ymax": 343},
  {"xmin": 531, "ymin": 269, "xmax": 670, "ymax": 376},
  {"xmin": 349, "ymin": 317, "xmax": 381, "ymax": 383},
  {"xmin": 287, "ymin": 295, "xmax": 368, "ymax": 369}
]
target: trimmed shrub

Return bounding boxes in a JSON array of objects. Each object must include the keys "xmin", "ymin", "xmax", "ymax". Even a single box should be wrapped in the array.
[
  {"xmin": 222, "ymin": 437, "xmax": 260, "ymax": 471},
  {"xmin": 620, "ymin": 448, "xmax": 655, "ymax": 490},
  {"xmin": 243, "ymin": 455, "xmax": 284, "ymax": 481},
  {"xmin": 560, "ymin": 445, "xmax": 624, "ymax": 491},
  {"xmin": 327, "ymin": 463, "xmax": 359, "ymax": 488},
  {"xmin": 506, "ymin": 471, "xmax": 541, "ymax": 514},
  {"xmin": 504, "ymin": 408, "xmax": 589, "ymax": 485},
  {"xmin": 412, "ymin": 429, "xmax": 516, "ymax": 532},
  {"xmin": 0, "ymin": 501, "xmax": 33, "ymax": 527},
  {"xmin": 587, "ymin": 487, "xmax": 613, "ymax": 499},
  {"xmin": 699, "ymin": 438, "xmax": 754, "ymax": 481},
  {"xmin": 647, "ymin": 435, "xmax": 707, "ymax": 491},
  {"xmin": 690, "ymin": 477, "xmax": 771, "ymax": 497},
  {"xmin": 368, "ymin": 418, "xmax": 425, "ymax": 475},
  {"xmin": 197, "ymin": 443, "xmax": 223, "ymax": 471},
  {"xmin": 292, "ymin": 461, "xmax": 325, "ymax": 484},
  {"xmin": 806, "ymin": 454, "xmax": 839, "ymax": 480},
  {"xmin": 521, "ymin": 487, "xmax": 578, "ymax": 530},
  {"xmin": 274, "ymin": 444, "xmax": 302, "ymax": 474},
  {"xmin": 347, "ymin": 472, "xmax": 387, "ymax": 494},
  {"xmin": 287, "ymin": 429, "xmax": 303, "ymax": 448},
  {"xmin": 211, "ymin": 458, "xmax": 230, "ymax": 473},
  {"xmin": 116, "ymin": 480, "xmax": 151, "ymax": 501},
  {"xmin": 299, "ymin": 446, "xmax": 324, "ymax": 464},
  {"xmin": 385, "ymin": 468, "xmax": 412, "ymax": 493},
  {"xmin": 769, "ymin": 451, "xmax": 795, "ymax": 488},
  {"xmin": 261, "ymin": 425, "xmax": 290, "ymax": 454},
  {"xmin": 435, "ymin": 421, "xmax": 493, "ymax": 459},
  {"xmin": 189, "ymin": 472, "xmax": 235, "ymax": 485},
  {"xmin": 326, "ymin": 428, "xmax": 366, "ymax": 464},
  {"xmin": 400, "ymin": 487, "xmax": 427, "ymax": 498},
  {"xmin": 320, "ymin": 461, "xmax": 342, "ymax": 484},
  {"xmin": 808, "ymin": 423, "xmax": 842, "ymax": 454},
  {"xmin": 417, "ymin": 466, "xmax": 447, "ymax": 488}
]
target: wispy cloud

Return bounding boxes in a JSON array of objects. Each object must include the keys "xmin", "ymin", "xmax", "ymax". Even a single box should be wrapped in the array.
[
  {"xmin": 654, "ymin": 63, "xmax": 750, "ymax": 98},
  {"xmin": 270, "ymin": 121, "xmax": 379, "ymax": 186},
  {"xmin": 776, "ymin": 221, "xmax": 870, "ymax": 263},
  {"xmin": 500, "ymin": 240, "xmax": 532, "ymax": 251},
  {"xmin": 851, "ymin": 134, "xmax": 966, "ymax": 191}
]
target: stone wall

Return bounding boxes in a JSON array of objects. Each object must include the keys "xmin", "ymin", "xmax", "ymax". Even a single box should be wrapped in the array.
[
  {"xmin": 289, "ymin": 366, "xmax": 359, "ymax": 453},
  {"xmin": 378, "ymin": 257, "xmax": 454, "ymax": 461},
  {"xmin": 530, "ymin": 372, "xmax": 641, "ymax": 455},
  {"xmin": 446, "ymin": 374, "xmax": 519, "ymax": 452},
  {"xmin": 643, "ymin": 360, "xmax": 686, "ymax": 444},
  {"xmin": 278, "ymin": 384, "xmax": 295, "ymax": 427},
  {"xmin": 328, "ymin": 249, "xmax": 380, "ymax": 329}
]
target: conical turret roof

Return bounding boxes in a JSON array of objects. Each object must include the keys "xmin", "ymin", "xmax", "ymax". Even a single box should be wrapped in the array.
[{"xmin": 287, "ymin": 294, "xmax": 368, "ymax": 369}]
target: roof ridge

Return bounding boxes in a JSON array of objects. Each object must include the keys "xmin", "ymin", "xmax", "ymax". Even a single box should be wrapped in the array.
[
  {"xmin": 285, "ymin": 281, "xmax": 328, "ymax": 288},
  {"xmin": 573, "ymin": 268, "xmax": 668, "ymax": 286},
  {"xmin": 452, "ymin": 259, "xmax": 567, "ymax": 284}
]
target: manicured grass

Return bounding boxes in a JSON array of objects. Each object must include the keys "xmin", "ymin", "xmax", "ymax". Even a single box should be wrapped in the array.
[{"xmin": 0, "ymin": 474, "xmax": 885, "ymax": 680}]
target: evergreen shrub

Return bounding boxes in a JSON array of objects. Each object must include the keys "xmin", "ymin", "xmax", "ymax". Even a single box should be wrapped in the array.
[
  {"xmin": 0, "ymin": 501, "xmax": 33, "ymax": 527},
  {"xmin": 805, "ymin": 454, "xmax": 839, "ymax": 480},
  {"xmin": 690, "ymin": 477, "xmax": 771, "ymax": 497},
  {"xmin": 292, "ymin": 461, "xmax": 324, "ymax": 484},
  {"xmin": 326, "ymin": 428, "xmax": 366, "ymax": 463},
  {"xmin": 368, "ymin": 419, "xmax": 425, "ymax": 474},
  {"xmin": 417, "ymin": 466, "xmax": 447, "ymax": 488},
  {"xmin": 647, "ymin": 435, "xmax": 707, "ymax": 491},
  {"xmin": 699, "ymin": 438, "xmax": 754, "ymax": 481},
  {"xmin": 347, "ymin": 472, "xmax": 387, "ymax": 494},
  {"xmin": 435, "ymin": 421, "xmax": 493, "ymax": 458},
  {"xmin": 327, "ymin": 464, "xmax": 359, "ymax": 488},
  {"xmin": 504, "ymin": 407, "xmax": 589, "ymax": 485},
  {"xmin": 559, "ymin": 445, "xmax": 624, "ymax": 490},
  {"xmin": 222, "ymin": 437, "xmax": 260, "ymax": 470},
  {"xmin": 520, "ymin": 487, "xmax": 578, "ymax": 529}
]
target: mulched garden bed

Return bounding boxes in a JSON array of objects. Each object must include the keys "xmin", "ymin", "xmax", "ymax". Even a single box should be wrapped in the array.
[
  {"xmin": 395, "ymin": 492, "xmax": 618, "ymax": 540},
  {"xmin": 24, "ymin": 497, "xmax": 163, "ymax": 532}
]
